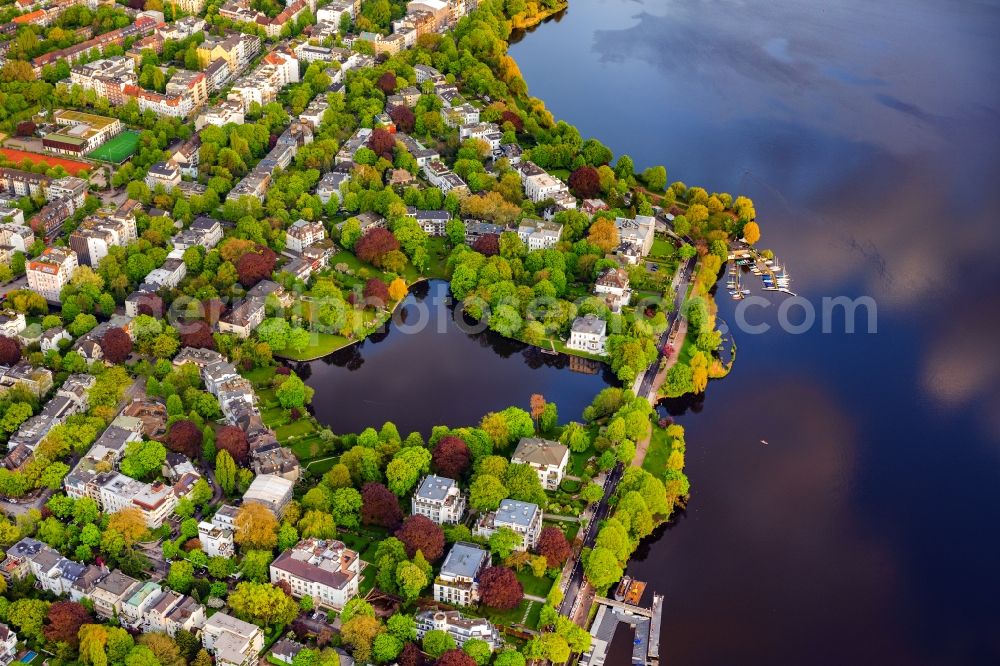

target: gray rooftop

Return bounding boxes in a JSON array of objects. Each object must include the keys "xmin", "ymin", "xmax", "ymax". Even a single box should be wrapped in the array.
[
  {"xmin": 495, "ymin": 499, "xmax": 540, "ymax": 528},
  {"xmin": 572, "ymin": 314, "xmax": 607, "ymax": 336},
  {"xmin": 415, "ymin": 474, "xmax": 457, "ymax": 502},
  {"xmin": 440, "ymin": 542, "xmax": 488, "ymax": 579}
]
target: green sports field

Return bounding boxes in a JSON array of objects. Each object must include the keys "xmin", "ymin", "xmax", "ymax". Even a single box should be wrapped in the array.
[{"xmin": 87, "ymin": 130, "xmax": 140, "ymax": 163}]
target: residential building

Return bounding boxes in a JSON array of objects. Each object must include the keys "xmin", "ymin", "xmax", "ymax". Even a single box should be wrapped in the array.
[
  {"xmin": 614, "ymin": 215, "xmax": 656, "ymax": 260},
  {"xmin": 218, "ymin": 297, "xmax": 265, "ymax": 338},
  {"xmin": 475, "ymin": 499, "xmax": 542, "ymax": 550},
  {"xmin": 415, "ymin": 610, "xmax": 501, "ymax": 650},
  {"xmin": 0, "ymin": 361, "xmax": 54, "ymax": 399},
  {"xmin": 516, "ymin": 161, "xmax": 572, "ymax": 203},
  {"xmin": 0, "ymin": 208, "xmax": 25, "ymax": 227},
  {"xmin": 406, "ymin": 208, "xmax": 450, "ymax": 236},
  {"xmin": 0, "ymin": 222, "xmax": 33, "ymax": 252},
  {"xmin": 195, "ymin": 99, "xmax": 245, "ymax": 130},
  {"xmin": 68, "ymin": 202, "xmax": 139, "ymax": 267},
  {"xmin": 91, "ymin": 570, "xmax": 141, "ymax": 619},
  {"xmin": 0, "ymin": 167, "xmax": 50, "ymax": 198},
  {"xmin": 434, "ymin": 542, "xmax": 489, "ymax": 606},
  {"xmin": 516, "ymin": 219, "xmax": 562, "ymax": 250},
  {"xmin": 26, "ymin": 247, "xmax": 77, "ymax": 301},
  {"xmin": 0, "ymin": 311, "xmax": 25, "ymax": 338},
  {"xmin": 173, "ymin": 216, "xmax": 224, "ymax": 250},
  {"xmin": 145, "ymin": 161, "xmax": 182, "ymax": 191},
  {"xmin": 269, "ymin": 538, "xmax": 362, "ymax": 610},
  {"xmin": 422, "ymin": 160, "xmax": 467, "ymax": 193},
  {"xmin": 285, "ymin": 219, "xmax": 326, "ymax": 252},
  {"xmin": 243, "ymin": 474, "xmax": 295, "ymax": 516},
  {"xmin": 412, "ymin": 475, "xmax": 466, "ymax": 524},
  {"xmin": 463, "ymin": 220, "xmax": 505, "ymax": 245},
  {"xmin": 567, "ymin": 314, "xmax": 607, "ymax": 355},
  {"xmin": 459, "ymin": 122, "xmax": 501, "ymax": 150},
  {"xmin": 143, "ymin": 257, "xmax": 187, "ymax": 290},
  {"xmin": 202, "ymin": 613, "xmax": 264, "ymax": 666},
  {"xmin": 315, "ymin": 171, "xmax": 349, "ymax": 204},
  {"xmin": 594, "ymin": 267, "xmax": 631, "ymax": 313},
  {"xmin": 0, "ymin": 624, "xmax": 18, "ymax": 666},
  {"xmin": 511, "ymin": 437, "xmax": 570, "ymax": 491}
]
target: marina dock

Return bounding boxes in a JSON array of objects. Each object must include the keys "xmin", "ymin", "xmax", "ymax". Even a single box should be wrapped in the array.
[{"xmin": 580, "ymin": 589, "xmax": 665, "ymax": 666}]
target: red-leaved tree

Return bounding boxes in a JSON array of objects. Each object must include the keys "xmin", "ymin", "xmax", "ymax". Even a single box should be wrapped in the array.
[
  {"xmin": 368, "ymin": 127, "xmax": 397, "ymax": 160},
  {"xmin": 388, "ymin": 105, "xmax": 415, "ymax": 133},
  {"xmin": 478, "ymin": 566, "xmax": 523, "ymax": 609},
  {"xmin": 15, "ymin": 121, "xmax": 36, "ymax": 137},
  {"xmin": 395, "ymin": 514, "xmax": 445, "ymax": 562},
  {"xmin": 569, "ymin": 166, "xmax": 601, "ymax": 199},
  {"xmin": 216, "ymin": 425, "xmax": 249, "ymax": 465},
  {"xmin": 179, "ymin": 320, "xmax": 216, "ymax": 349},
  {"xmin": 537, "ymin": 526, "xmax": 572, "ymax": 567},
  {"xmin": 472, "ymin": 233, "xmax": 500, "ymax": 256},
  {"xmin": 377, "ymin": 71, "xmax": 397, "ymax": 94},
  {"xmin": 0, "ymin": 336, "xmax": 22, "ymax": 365},
  {"xmin": 435, "ymin": 650, "xmax": 476, "ymax": 666},
  {"xmin": 100, "ymin": 327, "xmax": 133, "ymax": 364},
  {"xmin": 167, "ymin": 419, "xmax": 203, "ymax": 459},
  {"xmin": 43, "ymin": 601, "xmax": 92, "ymax": 647},
  {"xmin": 397, "ymin": 643, "xmax": 425, "ymax": 666},
  {"xmin": 431, "ymin": 436, "xmax": 471, "ymax": 479},
  {"xmin": 362, "ymin": 278, "xmax": 389, "ymax": 309},
  {"xmin": 355, "ymin": 228, "xmax": 400, "ymax": 266},
  {"xmin": 361, "ymin": 482, "xmax": 403, "ymax": 528},
  {"xmin": 500, "ymin": 110, "xmax": 523, "ymax": 132},
  {"xmin": 236, "ymin": 248, "xmax": 277, "ymax": 288}
]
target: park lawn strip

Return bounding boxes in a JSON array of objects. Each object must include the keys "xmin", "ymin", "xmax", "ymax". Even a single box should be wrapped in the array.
[
  {"xmin": 516, "ymin": 570, "xmax": 555, "ymax": 597},
  {"xmin": 641, "ymin": 427, "xmax": 672, "ymax": 476}
]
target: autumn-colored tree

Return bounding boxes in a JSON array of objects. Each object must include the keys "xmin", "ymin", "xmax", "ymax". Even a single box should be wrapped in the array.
[
  {"xmin": 743, "ymin": 221, "xmax": 761, "ymax": 245},
  {"xmin": 216, "ymin": 426, "xmax": 249, "ymax": 465},
  {"xmin": 106, "ymin": 507, "xmax": 149, "ymax": 544},
  {"xmin": 388, "ymin": 105, "xmax": 415, "ymax": 133},
  {"xmin": 587, "ymin": 218, "xmax": 620, "ymax": 253},
  {"xmin": 478, "ymin": 566, "xmax": 523, "ymax": 609},
  {"xmin": 236, "ymin": 248, "xmax": 277, "ymax": 288},
  {"xmin": 361, "ymin": 482, "xmax": 403, "ymax": 529},
  {"xmin": 569, "ymin": 166, "xmax": 601, "ymax": 198},
  {"xmin": 234, "ymin": 502, "xmax": 279, "ymax": 550},
  {"xmin": 341, "ymin": 615, "xmax": 382, "ymax": 664},
  {"xmin": 388, "ymin": 278, "xmax": 408, "ymax": 302},
  {"xmin": 537, "ymin": 526, "xmax": 572, "ymax": 567},
  {"xmin": 179, "ymin": 321, "xmax": 216, "ymax": 349},
  {"xmin": 395, "ymin": 514, "xmax": 445, "ymax": 562},
  {"xmin": 0, "ymin": 337, "xmax": 21, "ymax": 365},
  {"xmin": 436, "ymin": 650, "xmax": 476, "ymax": 666},
  {"xmin": 167, "ymin": 420, "xmax": 203, "ymax": 459},
  {"xmin": 43, "ymin": 601, "xmax": 92, "ymax": 647},
  {"xmin": 363, "ymin": 278, "xmax": 390, "ymax": 308},
  {"xmin": 431, "ymin": 436, "xmax": 471, "ymax": 479},
  {"xmin": 472, "ymin": 234, "xmax": 500, "ymax": 256},
  {"xmin": 15, "ymin": 121, "xmax": 36, "ymax": 136},
  {"xmin": 529, "ymin": 394, "xmax": 546, "ymax": 424},
  {"xmin": 368, "ymin": 127, "xmax": 396, "ymax": 160},
  {"xmin": 100, "ymin": 327, "xmax": 133, "ymax": 364},
  {"xmin": 377, "ymin": 71, "xmax": 397, "ymax": 94},
  {"xmin": 355, "ymin": 228, "xmax": 400, "ymax": 267},
  {"xmin": 228, "ymin": 581, "xmax": 300, "ymax": 626}
]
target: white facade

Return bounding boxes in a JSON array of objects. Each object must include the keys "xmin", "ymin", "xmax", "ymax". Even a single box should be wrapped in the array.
[
  {"xmin": 511, "ymin": 437, "xmax": 570, "ymax": 491},
  {"xmin": 411, "ymin": 475, "xmax": 466, "ymax": 524},
  {"xmin": 26, "ymin": 247, "xmax": 78, "ymax": 302},
  {"xmin": 567, "ymin": 314, "xmax": 607, "ymax": 356},
  {"xmin": 269, "ymin": 539, "xmax": 362, "ymax": 610}
]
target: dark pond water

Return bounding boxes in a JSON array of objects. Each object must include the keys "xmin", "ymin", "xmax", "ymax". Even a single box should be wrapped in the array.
[
  {"xmin": 292, "ymin": 280, "xmax": 619, "ymax": 436},
  {"xmin": 510, "ymin": 0, "xmax": 1000, "ymax": 664}
]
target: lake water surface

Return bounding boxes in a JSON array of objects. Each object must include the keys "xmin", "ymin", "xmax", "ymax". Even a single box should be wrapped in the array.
[{"xmin": 510, "ymin": 0, "xmax": 1000, "ymax": 663}]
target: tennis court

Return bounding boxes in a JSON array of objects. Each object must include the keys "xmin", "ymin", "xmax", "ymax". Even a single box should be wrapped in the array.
[{"xmin": 87, "ymin": 130, "xmax": 140, "ymax": 163}]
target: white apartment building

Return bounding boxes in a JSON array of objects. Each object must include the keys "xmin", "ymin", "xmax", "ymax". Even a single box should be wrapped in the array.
[
  {"xmin": 26, "ymin": 247, "xmax": 78, "ymax": 302},
  {"xmin": 511, "ymin": 437, "xmax": 570, "ymax": 491},
  {"xmin": 567, "ymin": 314, "xmax": 608, "ymax": 356},
  {"xmin": 475, "ymin": 499, "xmax": 543, "ymax": 550},
  {"xmin": 516, "ymin": 219, "xmax": 562, "ymax": 250},
  {"xmin": 269, "ymin": 538, "xmax": 362, "ymax": 610},
  {"xmin": 415, "ymin": 610, "xmax": 501, "ymax": 651},
  {"xmin": 202, "ymin": 613, "xmax": 264, "ymax": 666},
  {"xmin": 594, "ymin": 267, "xmax": 631, "ymax": 313},
  {"xmin": 198, "ymin": 511, "xmax": 235, "ymax": 557},
  {"xmin": 412, "ymin": 475, "xmax": 466, "ymax": 524},
  {"xmin": 285, "ymin": 219, "xmax": 326, "ymax": 253},
  {"xmin": 434, "ymin": 542, "xmax": 489, "ymax": 606}
]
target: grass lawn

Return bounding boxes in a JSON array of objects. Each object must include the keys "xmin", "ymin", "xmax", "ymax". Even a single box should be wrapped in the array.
[
  {"xmin": 88, "ymin": 130, "xmax": 140, "ymax": 163},
  {"xmin": 516, "ymin": 570, "xmax": 554, "ymax": 597},
  {"xmin": 278, "ymin": 331, "xmax": 351, "ymax": 361},
  {"xmin": 642, "ymin": 427, "xmax": 673, "ymax": 475},
  {"xmin": 569, "ymin": 450, "xmax": 594, "ymax": 477},
  {"xmin": 304, "ymin": 456, "xmax": 338, "ymax": 475},
  {"xmin": 649, "ymin": 237, "xmax": 676, "ymax": 260},
  {"xmin": 291, "ymin": 436, "xmax": 333, "ymax": 461},
  {"xmin": 274, "ymin": 419, "xmax": 318, "ymax": 441},
  {"xmin": 481, "ymin": 599, "xmax": 542, "ymax": 630},
  {"xmin": 261, "ymin": 406, "xmax": 287, "ymax": 429},
  {"xmin": 359, "ymin": 562, "xmax": 377, "ymax": 595},
  {"xmin": 241, "ymin": 366, "xmax": 275, "ymax": 387}
]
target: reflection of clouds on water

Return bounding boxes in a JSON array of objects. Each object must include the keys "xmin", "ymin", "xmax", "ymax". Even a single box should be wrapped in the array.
[
  {"xmin": 636, "ymin": 379, "xmax": 923, "ymax": 664},
  {"xmin": 591, "ymin": 0, "xmax": 1000, "ymax": 153}
]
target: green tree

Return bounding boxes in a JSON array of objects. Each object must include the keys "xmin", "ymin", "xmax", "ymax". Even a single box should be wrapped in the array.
[{"xmin": 422, "ymin": 630, "xmax": 456, "ymax": 658}]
